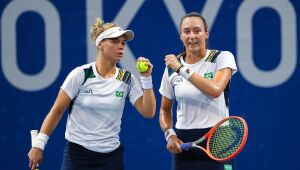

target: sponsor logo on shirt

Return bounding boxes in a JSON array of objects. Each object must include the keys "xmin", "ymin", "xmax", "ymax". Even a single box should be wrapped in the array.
[
  {"xmin": 173, "ymin": 77, "xmax": 184, "ymax": 85},
  {"xmin": 175, "ymin": 77, "xmax": 184, "ymax": 83},
  {"xmin": 204, "ymin": 72, "xmax": 214, "ymax": 79},
  {"xmin": 186, "ymin": 68, "xmax": 190, "ymax": 74},
  {"xmin": 84, "ymin": 89, "xmax": 93, "ymax": 94},
  {"xmin": 116, "ymin": 91, "xmax": 124, "ymax": 97}
]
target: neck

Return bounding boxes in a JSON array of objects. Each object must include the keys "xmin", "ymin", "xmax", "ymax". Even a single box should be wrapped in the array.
[
  {"xmin": 185, "ymin": 48, "xmax": 207, "ymax": 64},
  {"xmin": 95, "ymin": 55, "xmax": 116, "ymax": 78}
]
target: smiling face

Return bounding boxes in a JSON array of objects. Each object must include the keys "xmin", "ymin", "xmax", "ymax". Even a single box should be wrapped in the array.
[
  {"xmin": 180, "ymin": 16, "xmax": 209, "ymax": 54},
  {"xmin": 99, "ymin": 36, "xmax": 127, "ymax": 63}
]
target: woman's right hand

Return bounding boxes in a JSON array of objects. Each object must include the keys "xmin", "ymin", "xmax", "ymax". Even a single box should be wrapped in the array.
[
  {"xmin": 28, "ymin": 147, "xmax": 43, "ymax": 170},
  {"xmin": 164, "ymin": 54, "xmax": 182, "ymax": 72},
  {"xmin": 167, "ymin": 135, "xmax": 183, "ymax": 154},
  {"xmin": 136, "ymin": 56, "xmax": 153, "ymax": 77}
]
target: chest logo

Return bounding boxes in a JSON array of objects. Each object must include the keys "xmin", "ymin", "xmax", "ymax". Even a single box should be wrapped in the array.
[
  {"xmin": 116, "ymin": 91, "xmax": 124, "ymax": 97},
  {"xmin": 173, "ymin": 77, "xmax": 184, "ymax": 85},
  {"xmin": 204, "ymin": 72, "xmax": 214, "ymax": 79},
  {"xmin": 84, "ymin": 89, "xmax": 93, "ymax": 94},
  {"xmin": 175, "ymin": 77, "xmax": 184, "ymax": 83}
]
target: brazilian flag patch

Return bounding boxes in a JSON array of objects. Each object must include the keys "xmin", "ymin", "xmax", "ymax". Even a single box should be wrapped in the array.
[
  {"xmin": 116, "ymin": 91, "xmax": 124, "ymax": 97},
  {"xmin": 204, "ymin": 72, "xmax": 214, "ymax": 79},
  {"xmin": 224, "ymin": 164, "xmax": 232, "ymax": 170}
]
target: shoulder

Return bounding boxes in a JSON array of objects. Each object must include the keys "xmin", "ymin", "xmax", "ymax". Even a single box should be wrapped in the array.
[
  {"xmin": 205, "ymin": 49, "xmax": 221, "ymax": 62},
  {"xmin": 71, "ymin": 62, "xmax": 93, "ymax": 74},
  {"xmin": 218, "ymin": 51, "xmax": 235, "ymax": 62},
  {"xmin": 115, "ymin": 68, "xmax": 132, "ymax": 84},
  {"xmin": 81, "ymin": 62, "xmax": 94, "ymax": 69},
  {"xmin": 220, "ymin": 51, "xmax": 234, "ymax": 57},
  {"xmin": 206, "ymin": 50, "xmax": 234, "ymax": 63},
  {"xmin": 67, "ymin": 62, "xmax": 94, "ymax": 86},
  {"xmin": 77, "ymin": 62, "xmax": 95, "ymax": 79}
]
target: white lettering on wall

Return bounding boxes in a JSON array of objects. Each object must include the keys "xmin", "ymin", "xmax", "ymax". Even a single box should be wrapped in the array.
[
  {"xmin": 237, "ymin": 0, "xmax": 297, "ymax": 87},
  {"xmin": 1, "ymin": 0, "xmax": 61, "ymax": 91}
]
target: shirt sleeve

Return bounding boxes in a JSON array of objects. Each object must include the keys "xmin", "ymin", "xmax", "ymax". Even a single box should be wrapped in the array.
[
  {"xmin": 61, "ymin": 67, "xmax": 84, "ymax": 100},
  {"xmin": 216, "ymin": 51, "xmax": 238, "ymax": 76},
  {"xmin": 128, "ymin": 73, "xmax": 143, "ymax": 106},
  {"xmin": 159, "ymin": 67, "xmax": 175, "ymax": 100}
]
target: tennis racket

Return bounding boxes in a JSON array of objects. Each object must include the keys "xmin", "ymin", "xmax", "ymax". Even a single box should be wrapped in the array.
[
  {"xmin": 30, "ymin": 130, "xmax": 39, "ymax": 170},
  {"xmin": 180, "ymin": 116, "xmax": 248, "ymax": 162}
]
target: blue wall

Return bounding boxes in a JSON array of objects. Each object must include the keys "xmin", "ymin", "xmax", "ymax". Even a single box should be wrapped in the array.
[{"xmin": 0, "ymin": 0, "xmax": 299, "ymax": 169}]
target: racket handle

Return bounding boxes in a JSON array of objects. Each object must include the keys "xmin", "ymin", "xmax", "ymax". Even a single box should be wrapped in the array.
[{"xmin": 180, "ymin": 143, "xmax": 192, "ymax": 151}]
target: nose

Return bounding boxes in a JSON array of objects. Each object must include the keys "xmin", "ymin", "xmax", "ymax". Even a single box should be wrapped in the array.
[
  {"xmin": 118, "ymin": 43, "xmax": 125, "ymax": 52},
  {"xmin": 117, "ymin": 42, "xmax": 125, "ymax": 49},
  {"xmin": 188, "ymin": 32, "xmax": 196, "ymax": 39}
]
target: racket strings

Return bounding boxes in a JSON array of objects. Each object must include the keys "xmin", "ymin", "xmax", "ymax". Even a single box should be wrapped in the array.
[{"xmin": 209, "ymin": 118, "xmax": 245, "ymax": 159}]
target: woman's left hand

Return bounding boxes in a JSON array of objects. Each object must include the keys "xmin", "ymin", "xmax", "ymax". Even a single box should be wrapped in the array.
[{"xmin": 136, "ymin": 57, "xmax": 153, "ymax": 77}]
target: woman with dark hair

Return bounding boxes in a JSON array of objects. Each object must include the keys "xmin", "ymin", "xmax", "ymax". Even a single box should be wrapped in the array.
[{"xmin": 159, "ymin": 12, "xmax": 237, "ymax": 170}]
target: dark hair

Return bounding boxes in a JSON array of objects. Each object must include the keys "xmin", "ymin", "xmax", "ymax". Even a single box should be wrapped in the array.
[
  {"xmin": 179, "ymin": 12, "xmax": 208, "ymax": 33},
  {"xmin": 179, "ymin": 12, "xmax": 208, "ymax": 57}
]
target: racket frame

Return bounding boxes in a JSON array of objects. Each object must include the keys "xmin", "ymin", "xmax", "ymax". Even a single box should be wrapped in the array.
[{"xmin": 181, "ymin": 116, "xmax": 248, "ymax": 162}]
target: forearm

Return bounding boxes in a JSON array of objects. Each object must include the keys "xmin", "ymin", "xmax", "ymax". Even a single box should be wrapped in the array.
[
  {"xmin": 32, "ymin": 105, "xmax": 65, "ymax": 151},
  {"xmin": 140, "ymin": 89, "xmax": 156, "ymax": 118},
  {"xmin": 39, "ymin": 89, "xmax": 70, "ymax": 135},
  {"xmin": 159, "ymin": 109, "xmax": 173, "ymax": 132},
  {"xmin": 189, "ymin": 74, "xmax": 222, "ymax": 98},
  {"xmin": 160, "ymin": 109, "xmax": 178, "ymax": 142},
  {"xmin": 179, "ymin": 67, "xmax": 232, "ymax": 98},
  {"xmin": 39, "ymin": 108, "xmax": 64, "ymax": 136}
]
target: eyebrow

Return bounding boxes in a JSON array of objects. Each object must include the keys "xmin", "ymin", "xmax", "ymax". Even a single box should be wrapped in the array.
[
  {"xmin": 107, "ymin": 37, "xmax": 126, "ymax": 41},
  {"xmin": 183, "ymin": 26, "xmax": 201, "ymax": 30},
  {"xmin": 107, "ymin": 37, "xmax": 119, "ymax": 40}
]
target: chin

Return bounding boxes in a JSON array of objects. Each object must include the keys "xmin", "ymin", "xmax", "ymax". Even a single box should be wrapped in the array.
[
  {"xmin": 115, "ymin": 57, "xmax": 123, "ymax": 62},
  {"xmin": 188, "ymin": 47, "xmax": 199, "ymax": 53}
]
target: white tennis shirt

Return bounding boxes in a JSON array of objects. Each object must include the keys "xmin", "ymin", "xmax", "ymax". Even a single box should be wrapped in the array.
[
  {"xmin": 159, "ymin": 50, "xmax": 237, "ymax": 129},
  {"xmin": 61, "ymin": 62, "xmax": 143, "ymax": 153}
]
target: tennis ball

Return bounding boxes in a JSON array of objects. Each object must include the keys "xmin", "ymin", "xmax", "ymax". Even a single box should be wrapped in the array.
[{"xmin": 136, "ymin": 61, "xmax": 148, "ymax": 73}]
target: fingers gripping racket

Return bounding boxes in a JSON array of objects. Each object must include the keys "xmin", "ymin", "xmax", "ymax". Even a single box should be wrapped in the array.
[{"xmin": 180, "ymin": 116, "xmax": 248, "ymax": 162}]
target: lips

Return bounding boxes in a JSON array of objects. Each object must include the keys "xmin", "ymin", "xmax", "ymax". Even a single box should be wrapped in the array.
[
  {"xmin": 117, "ymin": 52, "xmax": 124, "ymax": 56},
  {"xmin": 188, "ymin": 42, "xmax": 198, "ymax": 46}
]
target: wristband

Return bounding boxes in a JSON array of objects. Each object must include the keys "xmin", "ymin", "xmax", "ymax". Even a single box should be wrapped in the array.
[
  {"xmin": 179, "ymin": 66, "xmax": 194, "ymax": 80},
  {"xmin": 140, "ymin": 76, "xmax": 153, "ymax": 89},
  {"xmin": 30, "ymin": 130, "xmax": 38, "ymax": 147},
  {"xmin": 164, "ymin": 128, "xmax": 177, "ymax": 142},
  {"xmin": 32, "ymin": 133, "xmax": 49, "ymax": 151}
]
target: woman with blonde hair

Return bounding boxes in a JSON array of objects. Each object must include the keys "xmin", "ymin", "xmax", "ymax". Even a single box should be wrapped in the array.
[{"xmin": 28, "ymin": 18, "xmax": 156, "ymax": 170}]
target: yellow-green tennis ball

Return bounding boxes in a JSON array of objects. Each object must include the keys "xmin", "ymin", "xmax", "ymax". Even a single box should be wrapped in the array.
[{"xmin": 136, "ymin": 61, "xmax": 148, "ymax": 73}]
